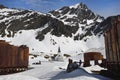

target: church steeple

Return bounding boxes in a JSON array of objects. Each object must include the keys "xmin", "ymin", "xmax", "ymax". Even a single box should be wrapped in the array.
[{"xmin": 58, "ymin": 46, "xmax": 61, "ymax": 53}]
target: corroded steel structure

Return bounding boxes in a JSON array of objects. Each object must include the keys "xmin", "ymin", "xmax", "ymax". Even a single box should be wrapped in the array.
[
  {"xmin": 104, "ymin": 15, "xmax": 120, "ymax": 72},
  {"xmin": 0, "ymin": 40, "xmax": 29, "ymax": 74},
  {"xmin": 83, "ymin": 52, "xmax": 103, "ymax": 67}
]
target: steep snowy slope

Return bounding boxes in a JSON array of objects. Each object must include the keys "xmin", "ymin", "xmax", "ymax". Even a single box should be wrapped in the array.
[{"xmin": 0, "ymin": 29, "xmax": 105, "ymax": 57}]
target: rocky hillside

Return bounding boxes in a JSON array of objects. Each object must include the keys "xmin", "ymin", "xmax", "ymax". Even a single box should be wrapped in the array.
[
  {"xmin": 0, "ymin": 3, "xmax": 104, "ymax": 40},
  {"xmin": 49, "ymin": 3, "xmax": 103, "ymax": 25},
  {"xmin": 0, "ymin": 4, "xmax": 67, "ymax": 41},
  {"xmin": 94, "ymin": 15, "xmax": 120, "ymax": 35},
  {"xmin": 48, "ymin": 3, "xmax": 104, "ymax": 40},
  {"xmin": 0, "ymin": 3, "xmax": 106, "ymax": 54}
]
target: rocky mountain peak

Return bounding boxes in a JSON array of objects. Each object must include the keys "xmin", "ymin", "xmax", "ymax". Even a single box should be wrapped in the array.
[
  {"xmin": 49, "ymin": 2, "xmax": 89, "ymax": 17},
  {"xmin": 48, "ymin": 3, "xmax": 104, "ymax": 41},
  {"xmin": 70, "ymin": 2, "xmax": 88, "ymax": 10},
  {"xmin": 80, "ymin": 2, "xmax": 88, "ymax": 9},
  {"xmin": 49, "ymin": 2, "xmax": 103, "ymax": 26}
]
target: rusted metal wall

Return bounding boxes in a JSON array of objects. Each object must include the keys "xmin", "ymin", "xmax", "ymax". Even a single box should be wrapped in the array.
[
  {"xmin": 84, "ymin": 52, "xmax": 103, "ymax": 61},
  {"xmin": 0, "ymin": 40, "xmax": 29, "ymax": 69},
  {"xmin": 104, "ymin": 16, "xmax": 120, "ymax": 71},
  {"xmin": 83, "ymin": 52, "xmax": 103, "ymax": 67}
]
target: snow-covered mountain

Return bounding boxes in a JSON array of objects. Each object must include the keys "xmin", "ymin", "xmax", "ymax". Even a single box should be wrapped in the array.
[
  {"xmin": 49, "ymin": 2, "xmax": 103, "ymax": 25},
  {"xmin": 0, "ymin": 3, "xmax": 105, "ymax": 56},
  {"xmin": 48, "ymin": 2, "xmax": 104, "ymax": 38}
]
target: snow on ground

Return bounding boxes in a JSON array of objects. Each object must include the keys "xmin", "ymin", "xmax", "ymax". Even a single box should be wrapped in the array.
[
  {"xmin": 0, "ymin": 18, "xmax": 107, "ymax": 80},
  {"xmin": 0, "ymin": 57, "xmax": 111, "ymax": 80},
  {"xmin": 0, "ymin": 75, "xmax": 39, "ymax": 80},
  {"xmin": 83, "ymin": 65, "xmax": 107, "ymax": 73},
  {"xmin": 0, "ymin": 29, "xmax": 105, "ymax": 57}
]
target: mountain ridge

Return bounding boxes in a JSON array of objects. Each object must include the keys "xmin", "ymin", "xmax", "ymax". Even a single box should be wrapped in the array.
[{"xmin": 0, "ymin": 3, "xmax": 106, "ymax": 55}]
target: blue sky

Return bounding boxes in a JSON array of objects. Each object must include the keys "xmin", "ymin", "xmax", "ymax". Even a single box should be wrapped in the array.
[{"xmin": 0, "ymin": 0, "xmax": 120, "ymax": 18}]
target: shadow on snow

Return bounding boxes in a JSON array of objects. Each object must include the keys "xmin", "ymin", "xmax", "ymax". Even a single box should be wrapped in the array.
[{"xmin": 39, "ymin": 68, "xmax": 110, "ymax": 80}]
